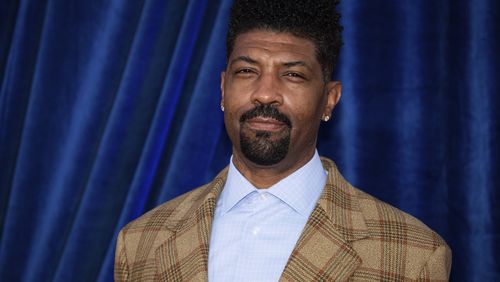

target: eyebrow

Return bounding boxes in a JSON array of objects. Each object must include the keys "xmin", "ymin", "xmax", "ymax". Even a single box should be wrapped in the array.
[
  {"xmin": 283, "ymin": 61, "xmax": 307, "ymax": 68},
  {"xmin": 230, "ymin": 56, "xmax": 312, "ymax": 71},
  {"xmin": 230, "ymin": 56, "xmax": 258, "ymax": 66}
]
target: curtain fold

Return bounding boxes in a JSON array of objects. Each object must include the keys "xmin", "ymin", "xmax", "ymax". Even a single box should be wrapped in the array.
[
  {"xmin": 0, "ymin": 0, "xmax": 498, "ymax": 281},
  {"xmin": 155, "ymin": 0, "xmax": 231, "ymax": 205}
]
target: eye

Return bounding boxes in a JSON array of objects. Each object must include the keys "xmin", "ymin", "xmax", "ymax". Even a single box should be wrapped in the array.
[
  {"xmin": 284, "ymin": 72, "xmax": 306, "ymax": 80},
  {"xmin": 234, "ymin": 68, "xmax": 256, "ymax": 75}
]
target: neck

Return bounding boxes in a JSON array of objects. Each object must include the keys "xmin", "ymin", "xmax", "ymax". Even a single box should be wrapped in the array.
[{"xmin": 231, "ymin": 148, "xmax": 316, "ymax": 189}]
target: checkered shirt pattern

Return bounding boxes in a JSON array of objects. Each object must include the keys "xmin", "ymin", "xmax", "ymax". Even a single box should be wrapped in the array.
[{"xmin": 208, "ymin": 152, "xmax": 326, "ymax": 281}]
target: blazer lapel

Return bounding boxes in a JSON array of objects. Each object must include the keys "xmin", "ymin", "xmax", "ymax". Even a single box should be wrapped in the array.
[
  {"xmin": 280, "ymin": 158, "xmax": 370, "ymax": 281},
  {"xmin": 280, "ymin": 205, "xmax": 361, "ymax": 281},
  {"xmin": 154, "ymin": 173, "xmax": 226, "ymax": 281}
]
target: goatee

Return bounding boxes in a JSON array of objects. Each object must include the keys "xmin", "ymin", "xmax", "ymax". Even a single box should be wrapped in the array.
[{"xmin": 239, "ymin": 105, "xmax": 292, "ymax": 166}]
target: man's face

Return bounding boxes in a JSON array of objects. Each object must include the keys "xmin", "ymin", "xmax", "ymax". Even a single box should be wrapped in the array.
[{"xmin": 221, "ymin": 30, "xmax": 340, "ymax": 168}]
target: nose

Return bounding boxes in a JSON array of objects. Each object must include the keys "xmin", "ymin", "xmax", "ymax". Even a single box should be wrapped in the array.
[{"xmin": 250, "ymin": 73, "xmax": 284, "ymax": 106}]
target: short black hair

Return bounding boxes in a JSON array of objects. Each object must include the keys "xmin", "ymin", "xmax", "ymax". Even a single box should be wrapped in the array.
[{"xmin": 226, "ymin": 0, "xmax": 343, "ymax": 80}]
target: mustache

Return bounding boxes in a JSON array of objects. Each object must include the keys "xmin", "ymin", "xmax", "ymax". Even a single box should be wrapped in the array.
[{"xmin": 239, "ymin": 105, "xmax": 292, "ymax": 128}]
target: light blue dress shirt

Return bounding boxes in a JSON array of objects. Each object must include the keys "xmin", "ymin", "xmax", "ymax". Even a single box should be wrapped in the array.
[{"xmin": 208, "ymin": 151, "xmax": 327, "ymax": 282}]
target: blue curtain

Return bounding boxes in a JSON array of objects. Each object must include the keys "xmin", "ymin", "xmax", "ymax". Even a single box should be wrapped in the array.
[{"xmin": 0, "ymin": 0, "xmax": 498, "ymax": 281}]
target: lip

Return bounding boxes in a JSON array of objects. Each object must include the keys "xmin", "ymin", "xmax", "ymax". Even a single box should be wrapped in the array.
[{"xmin": 244, "ymin": 117, "xmax": 287, "ymax": 131}]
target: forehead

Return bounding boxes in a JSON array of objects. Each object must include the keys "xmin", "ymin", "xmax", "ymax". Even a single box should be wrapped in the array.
[{"xmin": 230, "ymin": 30, "xmax": 318, "ymax": 64}]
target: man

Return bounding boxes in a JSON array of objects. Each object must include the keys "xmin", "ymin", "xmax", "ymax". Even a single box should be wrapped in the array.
[{"xmin": 115, "ymin": 0, "xmax": 452, "ymax": 281}]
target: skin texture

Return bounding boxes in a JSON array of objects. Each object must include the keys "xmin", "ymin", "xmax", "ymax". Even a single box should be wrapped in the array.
[{"xmin": 221, "ymin": 30, "xmax": 341, "ymax": 188}]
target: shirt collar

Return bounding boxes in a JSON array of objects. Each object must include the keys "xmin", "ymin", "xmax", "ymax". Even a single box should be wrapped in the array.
[
  {"xmin": 220, "ymin": 150, "xmax": 327, "ymax": 216},
  {"xmin": 219, "ymin": 157, "xmax": 257, "ymax": 214}
]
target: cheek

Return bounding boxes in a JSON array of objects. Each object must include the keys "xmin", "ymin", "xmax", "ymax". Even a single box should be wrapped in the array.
[
  {"xmin": 223, "ymin": 113, "xmax": 240, "ymax": 147},
  {"xmin": 224, "ymin": 110, "xmax": 239, "ymax": 133},
  {"xmin": 284, "ymin": 93, "xmax": 325, "ymax": 140},
  {"xmin": 286, "ymin": 97, "xmax": 324, "ymax": 123},
  {"xmin": 223, "ymin": 101, "xmax": 247, "ymax": 139}
]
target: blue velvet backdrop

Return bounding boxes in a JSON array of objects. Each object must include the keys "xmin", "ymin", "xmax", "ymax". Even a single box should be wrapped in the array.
[{"xmin": 0, "ymin": 0, "xmax": 498, "ymax": 281}]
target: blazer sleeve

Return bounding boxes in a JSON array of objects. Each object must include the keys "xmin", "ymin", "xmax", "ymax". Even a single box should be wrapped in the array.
[
  {"xmin": 418, "ymin": 244, "xmax": 452, "ymax": 281},
  {"xmin": 115, "ymin": 229, "xmax": 130, "ymax": 282}
]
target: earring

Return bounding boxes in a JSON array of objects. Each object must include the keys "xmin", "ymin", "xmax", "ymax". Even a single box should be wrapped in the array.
[
  {"xmin": 221, "ymin": 101, "xmax": 224, "ymax": 112},
  {"xmin": 323, "ymin": 115, "xmax": 330, "ymax": 122}
]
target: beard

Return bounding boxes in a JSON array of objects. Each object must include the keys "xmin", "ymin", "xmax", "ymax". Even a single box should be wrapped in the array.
[{"xmin": 239, "ymin": 105, "xmax": 292, "ymax": 166}]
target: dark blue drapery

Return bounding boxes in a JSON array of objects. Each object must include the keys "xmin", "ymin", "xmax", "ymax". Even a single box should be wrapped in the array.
[{"xmin": 0, "ymin": 0, "xmax": 498, "ymax": 281}]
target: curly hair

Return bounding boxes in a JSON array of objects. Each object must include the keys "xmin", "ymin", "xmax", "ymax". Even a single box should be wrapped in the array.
[{"xmin": 226, "ymin": 0, "xmax": 343, "ymax": 80}]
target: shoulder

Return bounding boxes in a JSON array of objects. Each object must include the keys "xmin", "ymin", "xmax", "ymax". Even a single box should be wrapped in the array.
[
  {"xmin": 320, "ymin": 156, "xmax": 447, "ymax": 248},
  {"xmin": 115, "ymin": 182, "xmax": 216, "ymax": 274},
  {"xmin": 353, "ymin": 188, "xmax": 452, "ymax": 279},
  {"xmin": 320, "ymin": 157, "xmax": 451, "ymax": 279},
  {"xmin": 122, "ymin": 166, "xmax": 228, "ymax": 233},
  {"xmin": 355, "ymin": 187, "xmax": 447, "ymax": 248},
  {"xmin": 116, "ymin": 167, "xmax": 227, "ymax": 269},
  {"xmin": 114, "ymin": 183, "xmax": 215, "ymax": 281},
  {"xmin": 121, "ymin": 181, "xmax": 214, "ymax": 238}
]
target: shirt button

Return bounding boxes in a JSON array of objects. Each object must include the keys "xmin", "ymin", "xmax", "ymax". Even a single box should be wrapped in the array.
[
  {"xmin": 259, "ymin": 193, "xmax": 268, "ymax": 201},
  {"xmin": 252, "ymin": 227, "xmax": 261, "ymax": 235}
]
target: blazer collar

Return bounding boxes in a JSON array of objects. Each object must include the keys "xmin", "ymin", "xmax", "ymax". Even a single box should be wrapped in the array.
[
  {"xmin": 155, "ymin": 168, "xmax": 227, "ymax": 281},
  {"xmin": 155, "ymin": 157, "xmax": 370, "ymax": 281},
  {"xmin": 279, "ymin": 158, "xmax": 370, "ymax": 281},
  {"xmin": 317, "ymin": 157, "xmax": 370, "ymax": 242}
]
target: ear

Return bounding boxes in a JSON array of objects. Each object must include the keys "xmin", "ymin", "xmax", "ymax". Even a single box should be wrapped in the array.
[
  {"xmin": 220, "ymin": 71, "xmax": 226, "ymax": 102},
  {"xmin": 323, "ymin": 81, "xmax": 341, "ymax": 117}
]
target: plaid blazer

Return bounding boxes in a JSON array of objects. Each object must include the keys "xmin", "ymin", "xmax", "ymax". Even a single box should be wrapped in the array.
[{"xmin": 115, "ymin": 158, "xmax": 451, "ymax": 281}]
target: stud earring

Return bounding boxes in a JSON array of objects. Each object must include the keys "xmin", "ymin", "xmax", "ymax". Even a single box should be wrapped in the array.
[
  {"xmin": 323, "ymin": 115, "xmax": 330, "ymax": 122},
  {"xmin": 221, "ymin": 101, "xmax": 224, "ymax": 112}
]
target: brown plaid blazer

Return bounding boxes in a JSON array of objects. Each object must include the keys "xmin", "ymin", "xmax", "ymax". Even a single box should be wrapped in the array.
[{"xmin": 115, "ymin": 158, "xmax": 451, "ymax": 281}]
